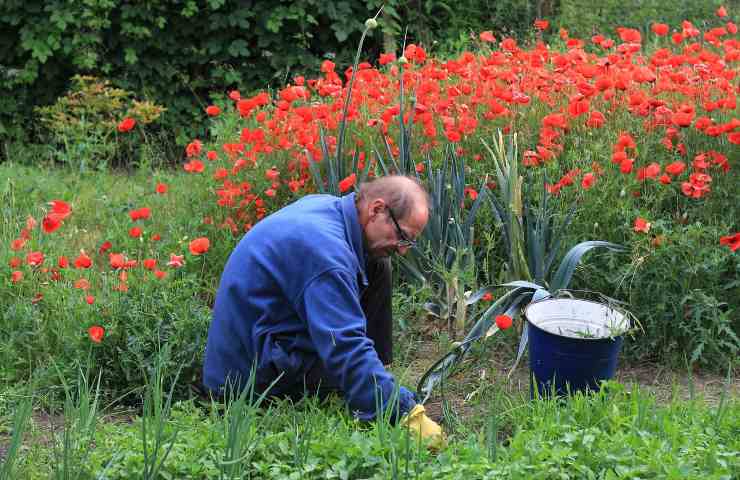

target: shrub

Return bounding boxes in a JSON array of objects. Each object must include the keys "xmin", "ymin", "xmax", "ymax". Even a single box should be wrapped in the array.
[{"xmin": 35, "ymin": 75, "xmax": 165, "ymax": 171}]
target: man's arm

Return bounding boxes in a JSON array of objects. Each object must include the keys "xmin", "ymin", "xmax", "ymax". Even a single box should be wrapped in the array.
[{"xmin": 296, "ymin": 268, "xmax": 415, "ymax": 421}]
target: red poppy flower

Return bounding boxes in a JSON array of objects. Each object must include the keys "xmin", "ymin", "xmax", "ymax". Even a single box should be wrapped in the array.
[
  {"xmin": 151, "ymin": 233, "xmax": 161, "ymax": 241},
  {"xmin": 185, "ymin": 139, "xmax": 203, "ymax": 157},
  {"xmin": 586, "ymin": 111, "xmax": 605, "ymax": 128},
  {"xmin": 26, "ymin": 251, "xmax": 44, "ymax": 267},
  {"xmin": 143, "ymin": 258, "xmax": 157, "ymax": 270},
  {"xmin": 264, "ymin": 188, "xmax": 276, "ymax": 197},
  {"xmin": 581, "ymin": 173, "xmax": 596, "ymax": 190},
  {"xmin": 378, "ymin": 52, "xmax": 396, "ymax": 65},
  {"xmin": 74, "ymin": 251, "xmax": 92, "ymax": 269},
  {"xmin": 49, "ymin": 200, "xmax": 71, "ymax": 218},
  {"xmin": 109, "ymin": 253, "xmax": 125, "ymax": 269},
  {"xmin": 206, "ymin": 105, "xmax": 221, "ymax": 117},
  {"xmin": 129, "ymin": 227, "xmax": 142, "ymax": 238},
  {"xmin": 154, "ymin": 270, "xmax": 167, "ymax": 279},
  {"xmin": 9, "ymin": 257, "xmax": 21, "ymax": 268},
  {"xmin": 651, "ymin": 23, "xmax": 669, "ymax": 36},
  {"xmin": 265, "ymin": 167, "xmax": 280, "ymax": 181},
  {"xmin": 717, "ymin": 6, "xmax": 727, "ymax": 17},
  {"xmin": 42, "ymin": 214, "xmax": 63, "ymax": 234},
  {"xmin": 11, "ymin": 271, "xmax": 22, "ymax": 283},
  {"xmin": 117, "ymin": 118, "xmax": 136, "ymax": 133},
  {"xmin": 99, "ymin": 241, "xmax": 112, "ymax": 254},
  {"xmin": 533, "ymin": 19, "xmax": 549, "ymax": 31},
  {"xmin": 616, "ymin": 27, "xmax": 641, "ymax": 43},
  {"xmin": 74, "ymin": 278, "xmax": 91, "ymax": 290},
  {"xmin": 719, "ymin": 233, "xmax": 740, "ymax": 252},
  {"xmin": 633, "ymin": 217, "xmax": 651, "ymax": 233},
  {"xmin": 479, "ymin": 31, "xmax": 496, "ymax": 43},
  {"xmin": 495, "ymin": 315, "xmax": 513, "ymax": 330},
  {"xmin": 58, "ymin": 256, "xmax": 69, "ymax": 269},
  {"xmin": 665, "ymin": 161, "xmax": 686, "ymax": 176},
  {"xmin": 338, "ymin": 173, "xmax": 357, "ymax": 193},
  {"xmin": 155, "ymin": 183, "xmax": 168, "ymax": 194},
  {"xmin": 167, "ymin": 253, "xmax": 185, "ymax": 268},
  {"xmin": 184, "ymin": 160, "xmax": 205, "ymax": 173},
  {"xmin": 619, "ymin": 158, "xmax": 634, "ymax": 174},
  {"xmin": 189, "ymin": 237, "xmax": 210, "ymax": 256},
  {"xmin": 11, "ymin": 238, "xmax": 26, "ymax": 251},
  {"xmin": 88, "ymin": 325, "xmax": 105, "ymax": 343},
  {"xmin": 129, "ymin": 207, "xmax": 151, "ymax": 221},
  {"xmin": 482, "ymin": 292, "xmax": 493, "ymax": 302},
  {"xmin": 85, "ymin": 295, "xmax": 95, "ymax": 305}
]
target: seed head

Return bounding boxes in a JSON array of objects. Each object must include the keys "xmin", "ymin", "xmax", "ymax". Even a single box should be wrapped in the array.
[{"xmin": 365, "ymin": 18, "xmax": 378, "ymax": 30}]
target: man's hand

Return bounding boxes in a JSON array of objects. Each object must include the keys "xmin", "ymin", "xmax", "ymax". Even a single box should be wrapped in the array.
[{"xmin": 401, "ymin": 404, "xmax": 447, "ymax": 450}]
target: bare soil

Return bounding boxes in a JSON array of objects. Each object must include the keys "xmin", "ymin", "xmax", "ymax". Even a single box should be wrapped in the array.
[{"xmin": 395, "ymin": 334, "xmax": 739, "ymax": 423}]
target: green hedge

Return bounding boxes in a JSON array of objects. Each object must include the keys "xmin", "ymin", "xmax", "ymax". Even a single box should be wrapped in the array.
[{"xmin": 0, "ymin": 0, "xmax": 383, "ymax": 145}]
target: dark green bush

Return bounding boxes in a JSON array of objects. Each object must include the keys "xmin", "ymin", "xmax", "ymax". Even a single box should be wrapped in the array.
[{"xmin": 0, "ymin": 0, "xmax": 384, "ymax": 148}]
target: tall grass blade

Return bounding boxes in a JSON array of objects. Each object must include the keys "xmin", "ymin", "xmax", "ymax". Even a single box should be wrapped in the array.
[{"xmin": 0, "ymin": 396, "xmax": 33, "ymax": 480}]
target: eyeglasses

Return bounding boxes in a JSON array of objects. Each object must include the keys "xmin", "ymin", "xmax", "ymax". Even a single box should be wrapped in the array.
[{"xmin": 386, "ymin": 206, "xmax": 417, "ymax": 248}]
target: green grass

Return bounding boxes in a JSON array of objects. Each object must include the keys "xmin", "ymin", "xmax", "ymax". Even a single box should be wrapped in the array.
[{"xmin": 7, "ymin": 373, "xmax": 738, "ymax": 479}]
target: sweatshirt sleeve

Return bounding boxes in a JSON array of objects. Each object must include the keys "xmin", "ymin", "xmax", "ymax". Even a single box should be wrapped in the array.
[{"xmin": 296, "ymin": 268, "xmax": 415, "ymax": 421}]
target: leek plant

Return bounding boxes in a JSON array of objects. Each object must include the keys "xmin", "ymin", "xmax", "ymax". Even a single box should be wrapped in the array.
[
  {"xmin": 395, "ymin": 146, "xmax": 489, "ymax": 339},
  {"xmin": 0, "ymin": 396, "xmax": 33, "ymax": 480},
  {"xmin": 215, "ymin": 366, "xmax": 282, "ymax": 479},
  {"xmin": 140, "ymin": 345, "xmax": 182, "ymax": 480},
  {"xmin": 50, "ymin": 368, "xmax": 103, "ymax": 480},
  {"xmin": 416, "ymin": 131, "xmax": 626, "ymax": 403}
]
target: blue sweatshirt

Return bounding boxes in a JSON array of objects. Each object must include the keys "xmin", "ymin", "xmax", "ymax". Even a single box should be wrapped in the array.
[{"xmin": 203, "ymin": 192, "xmax": 416, "ymax": 420}]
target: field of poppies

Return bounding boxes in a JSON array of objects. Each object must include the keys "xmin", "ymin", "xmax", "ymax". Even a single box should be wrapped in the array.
[{"xmin": 1, "ymin": 8, "xmax": 739, "ymax": 479}]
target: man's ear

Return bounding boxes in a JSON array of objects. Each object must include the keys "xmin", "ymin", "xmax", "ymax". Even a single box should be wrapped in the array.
[{"xmin": 369, "ymin": 198, "xmax": 386, "ymax": 218}]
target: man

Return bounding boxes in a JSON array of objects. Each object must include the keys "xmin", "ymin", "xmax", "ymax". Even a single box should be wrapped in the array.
[{"xmin": 203, "ymin": 175, "xmax": 441, "ymax": 433}]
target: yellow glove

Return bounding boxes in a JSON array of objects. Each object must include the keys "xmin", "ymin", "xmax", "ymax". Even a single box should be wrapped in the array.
[{"xmin": 401, "ymin": 404, "xmax": 447, "ymax": 450}]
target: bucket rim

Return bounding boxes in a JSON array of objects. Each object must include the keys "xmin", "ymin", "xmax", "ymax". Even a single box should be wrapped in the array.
[{"xmin": 524, "ymin": 297, "xmax": 630, "ymax": 340}]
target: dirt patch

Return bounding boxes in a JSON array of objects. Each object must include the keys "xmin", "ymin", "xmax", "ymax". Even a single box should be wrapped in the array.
[{"xmin": 394, "ymin": 334, "xmax": 739, "ymax": 424}]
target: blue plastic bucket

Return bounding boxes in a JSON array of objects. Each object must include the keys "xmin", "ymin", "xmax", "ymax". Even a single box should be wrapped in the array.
[{"xmin": 525, "ymin": 298, "xmax": 628, "ymax": 397}]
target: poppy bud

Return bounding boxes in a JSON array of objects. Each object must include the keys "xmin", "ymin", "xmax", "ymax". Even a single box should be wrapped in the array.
[
  {"xmin": 398, "ymin": 56, "xmax": 408, "ymax": 64},
  {"xmin": 365, "ymin": 18, "xmax": 378, "ymax": 30}
]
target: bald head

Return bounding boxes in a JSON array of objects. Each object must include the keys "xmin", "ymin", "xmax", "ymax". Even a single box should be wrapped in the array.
[
  {"xmin": 355, "ymin": 175, "xmax": 430, "ymax": 258},
  {"xmin": 356, "ymin": 175, "xmax": 430, "ymax": 221}
]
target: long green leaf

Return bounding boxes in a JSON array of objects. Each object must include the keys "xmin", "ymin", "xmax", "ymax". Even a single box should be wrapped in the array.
[
  {"xmin": 544, "ymin": 200, "xmax": 579, "ymax": 276},
  {"xmin": 549, "ymin": 241, "xmax": 625, "ymax": 292}
]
